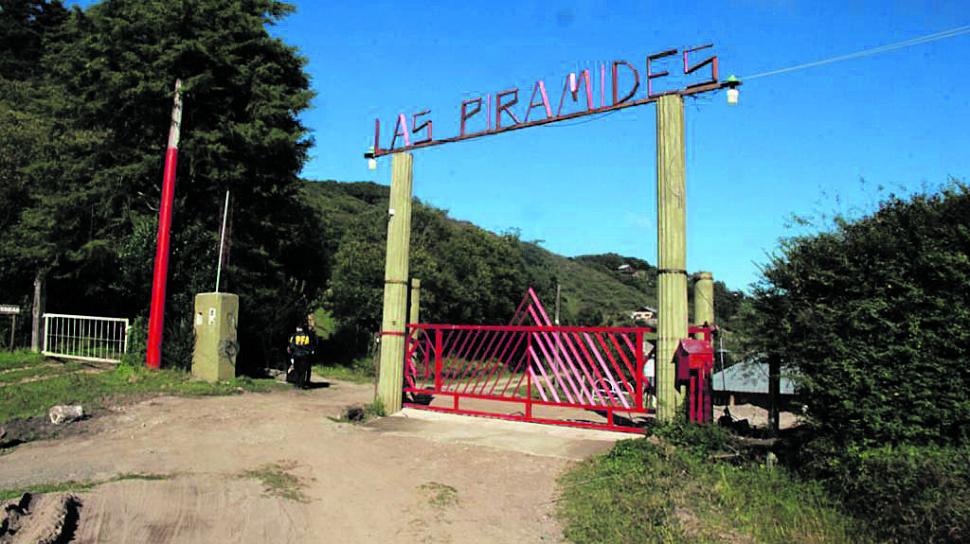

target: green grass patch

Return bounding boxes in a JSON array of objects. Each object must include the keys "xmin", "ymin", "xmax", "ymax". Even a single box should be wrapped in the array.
[
  {"xmin": 558, "ymin": 425, "xmax": 862, "ymax": 544},
  {"xmin": 0, "ymin": 350, "xmax": 46, "ymax": 372},
  {"xmin": 0, "ymin": 472, "xmax": 171, "ymax": 501},
  {"xmin": 240, "ymin": 460, "xmax": 310, "ymax": 502},
  {"xmin": 419, "ymin": 481, "xmax": 458, "ymax": 508},
  {"xmin": 312, "ymin": 359, "xmax": 375, "ymax": 385},
  {"xmin": 0, "ymin": 361, "xmax": 82, "ymax": 385},
  {"xmin": 0, "ymin": 363, "xmax": 284, "ymax": 426}
]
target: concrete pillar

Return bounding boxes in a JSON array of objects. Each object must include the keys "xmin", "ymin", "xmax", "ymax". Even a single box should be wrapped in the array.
[
  {"xmin": 693, "ymin": 272, "xmax": 714, "ymax": 334},
  {"xmin": 192, "ymin": 292, "xmax": 239, "ymax": 382},
  {"xmin": 376, "ymin": 153, "xmax": 414, "ymax": 413},
  {"xmin": 655, "ymin": 94, "xmax": 688, "ymax": 422}
]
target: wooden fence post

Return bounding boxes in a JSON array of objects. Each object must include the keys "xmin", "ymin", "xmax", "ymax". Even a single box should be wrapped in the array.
[
  {"xmin": 768, "ymin": 353, "xmax": 781, "ymax": 435},
  {"xmin": 31, "ymin": 271, "xmax": 46, "ymax": 353}
]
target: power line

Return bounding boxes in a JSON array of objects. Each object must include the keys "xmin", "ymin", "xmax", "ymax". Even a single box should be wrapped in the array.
[{"xmin": 743, "ymin": 24, "xmax": 970, "ymax": 81}]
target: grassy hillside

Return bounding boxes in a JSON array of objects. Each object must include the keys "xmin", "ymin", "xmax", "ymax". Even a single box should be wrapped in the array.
[{"xmin": 300, "ymin": 180, "xmax": 745, "ymax": 354}]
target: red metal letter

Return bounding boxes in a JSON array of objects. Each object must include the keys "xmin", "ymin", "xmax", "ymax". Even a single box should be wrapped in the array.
[
  {"xmin": 373, "ymin": 118, "xmax": 382, "ymax": 156},
  {"xmin": 495, "ymin": 88, "xmax": 520, "ymax": 128},
  {"xmin": 412, "ymin": 110, "xmax": 432, "ymax": 144},
  {"xmin": 611, "ymin": 61, "xmax": 640, "ymax": 105},
  {"xmin": 683, "ymin": 43, "xmax": 718, "ymax": 88},
  {"xmin": 557, "ymin": 70, "xmax": 594, "ymax": 116},
  {"xmin": 647, "ymin": 48, "xmax": 677, "ymax": 98},
  {"xmin": 523, "ymin": 80, "xmax": 552, "ymax": 122},
  {"xmin": 390, "ymin": 113, "xmax": 410, "ymax": 149},
  {"xmin": 460, "ymin": 98, "xmax": 482, "ymax": 137}
]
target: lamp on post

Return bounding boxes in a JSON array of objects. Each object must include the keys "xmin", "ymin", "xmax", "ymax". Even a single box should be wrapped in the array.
[
  {"xmin": 365, "ymin": 146, "xmax": 377, "ymax": 170},
  {"xmin": 725, "ymin": 75, "xmax": 741, "ymax": 105}
]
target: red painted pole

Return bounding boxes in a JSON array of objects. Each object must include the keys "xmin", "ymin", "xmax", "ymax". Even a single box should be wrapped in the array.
[{"xmin": 146, "ymin": 80, "xmax": 184, "ymax": 369}]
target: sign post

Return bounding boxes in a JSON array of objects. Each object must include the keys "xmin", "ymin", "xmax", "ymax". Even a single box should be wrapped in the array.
[
  {"xmin": 376, "ymin": 153, "xmax": 414, "ymax": 413},
  {"xmin": 0, "ymin": 305, "xmax": 19, "ymax": 351}
]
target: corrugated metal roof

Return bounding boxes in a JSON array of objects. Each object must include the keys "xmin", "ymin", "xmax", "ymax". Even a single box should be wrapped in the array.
[{"xmin": 712, "ymin": 361, "xmax": 796, "ymax": 395}]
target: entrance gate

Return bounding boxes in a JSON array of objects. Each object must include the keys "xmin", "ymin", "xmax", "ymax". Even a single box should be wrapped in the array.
[
  {"xmin": 401, "ymin": 289, "xmax": 712, "ymax": 433},
  {"xmin": 372, "ymin": 46, "xmax": 737, "ymax": 423}
]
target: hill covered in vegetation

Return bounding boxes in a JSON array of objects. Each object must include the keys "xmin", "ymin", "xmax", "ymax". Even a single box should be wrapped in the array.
[{"xmin": 300, "ymin": 180, "xmax": 747, "ymax": 359}]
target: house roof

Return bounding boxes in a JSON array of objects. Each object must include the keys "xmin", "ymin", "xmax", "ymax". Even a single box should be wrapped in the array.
[{"xmin": 712, "ymin": 361, "xmax": 796, "ymax": 395}]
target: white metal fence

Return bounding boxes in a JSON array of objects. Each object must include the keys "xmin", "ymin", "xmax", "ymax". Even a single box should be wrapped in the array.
[{"xmin": 42, "ymin": 313, "xmax": 130, "ymax": 363}]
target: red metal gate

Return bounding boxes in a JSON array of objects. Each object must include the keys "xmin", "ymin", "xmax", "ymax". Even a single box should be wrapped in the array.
[
  {"xmin": 403, "ymin": 323, "xmax": 656, "ymax": 433},
  {"xmin": 401, "ymin": 288, "xmax": 713, "ymax": 432}
]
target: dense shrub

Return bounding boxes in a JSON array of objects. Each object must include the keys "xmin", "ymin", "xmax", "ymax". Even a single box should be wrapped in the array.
[
  {"xmin": 753, "ymin": 183, "xmax": 970, "ymax": 449},
  {"xmin": 750, "ymin": 183, "xmax": 970, "ymax": 541},
  {"xmin": 830, "ymin": 446, "xmax": 970, "ymax": 543}
]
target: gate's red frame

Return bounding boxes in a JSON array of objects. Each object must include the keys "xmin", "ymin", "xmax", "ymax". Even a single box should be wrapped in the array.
[{"xmin": 403, "ymin": 323, "xmax": 712, "ymax": 433}]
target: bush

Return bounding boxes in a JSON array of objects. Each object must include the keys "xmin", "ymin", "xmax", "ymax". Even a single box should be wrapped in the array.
[
  {"xmin": 752, "ymin": 183, "xmax": 970, "ymax": 449},
  {"xmin": 825, "ymin": 445, "xmax": 970, "ymax": 543}
]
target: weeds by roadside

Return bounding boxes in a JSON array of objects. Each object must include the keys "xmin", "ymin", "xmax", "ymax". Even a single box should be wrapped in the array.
[
  {"xmin": 0, "ymin": 360, "xmax": 284, "ymax": 426},
  {"xmin": 418, "ymin": 482, "xmax": 458, "ymax": 508},
  {"xmin": 557, "ymin": 423, "xmax": 862, "ymax": 544},
  {"xmin": 240, "ymin": 461, "xmax": 311, "ymax": 503},
  {"xmin": 0, "ymin": 473, "xmax": 171, "ymax": 501}
]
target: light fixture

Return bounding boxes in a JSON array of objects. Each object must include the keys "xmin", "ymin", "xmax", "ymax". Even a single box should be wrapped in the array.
[
  {"xmin": 364, "ymin": 146, "xmax": 377, "ymax": 170},
  {"xmin": 725, "ymin": 75, "xmax": 741, "ymax": 106}
]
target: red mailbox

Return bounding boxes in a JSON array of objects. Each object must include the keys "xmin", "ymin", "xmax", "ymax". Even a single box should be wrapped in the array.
[
  {"xmin": 675, "ymin": 338, "xmax": 715, "ymax": 423},
  {"xmin": 675, "ymin": 338, "xmax": 714, "ymax": 382}
]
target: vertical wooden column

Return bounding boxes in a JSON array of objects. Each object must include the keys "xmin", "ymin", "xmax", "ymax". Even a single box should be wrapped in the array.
[
  {"xmin": 768, "ymin": 353, "xmax": 781, "ymax": 436},
  {"xmin": 693, "ymin": 272, "xmax": 714, "ymax": 333},
  {"xmin": 408, "ymin": 278, "xmax": 421, "ymax": 328},
  {"xmin": 31, "ymin": 271, "xmax": 46, "ymax": 352},
  {"xmin": 694, "ymin": 271, "xmax": 715, "ymax": 423},
  {"xmin": 376, "ymin": 153, "xmax": 414, "ymax": 413},
  {"xmin": 655, "ymin": 94, "xmax": 688, "ymax": 422}
]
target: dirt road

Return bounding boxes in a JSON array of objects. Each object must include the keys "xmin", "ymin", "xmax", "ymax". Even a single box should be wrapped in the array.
[{"xmin": 0, "ymin": 378, "xmax": 626, "ymax": 543}]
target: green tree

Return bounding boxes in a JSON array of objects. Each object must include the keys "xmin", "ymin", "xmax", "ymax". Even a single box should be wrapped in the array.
[{"xmin": 1, "ymin": 0, "xmax": 324, "ymax": 371}]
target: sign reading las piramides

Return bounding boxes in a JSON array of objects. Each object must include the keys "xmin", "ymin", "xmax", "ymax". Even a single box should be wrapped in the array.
[{"xmin": 370, "ymin": 44, "xmax": 726, "ymax": 156}]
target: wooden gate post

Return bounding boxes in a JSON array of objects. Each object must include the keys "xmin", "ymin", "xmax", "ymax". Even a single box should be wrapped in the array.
[
  {"xmin": 376, "ymin": 153, "xmax": 414, "ymax": 413},
  {"xmin": 655, "ymin": 94, "xmax": 689, "ymax": 422},
  {"xmin": 693, "ymin": 272, "xmax": 714, "ymax": 334},
  {"xmin": 31, "ymin": 271, "xmax": 46, "ymax": 352},
  {"xmin": 408, "ymin": 278, "xmax": 421, "ymax": 328}
]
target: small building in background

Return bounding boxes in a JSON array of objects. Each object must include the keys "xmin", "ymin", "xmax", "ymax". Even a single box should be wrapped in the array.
[
  {"xmin": 712, "ymin": 360, "xmax": 798, "ymax": 410},
  {"xmin": 629, "ymin": 305, "xmax": 657, "ymax": 322}
]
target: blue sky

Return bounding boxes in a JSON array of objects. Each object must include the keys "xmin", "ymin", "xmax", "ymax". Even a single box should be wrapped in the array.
[{"xmin": 75, "ymin": 1, "xmax": 970, "ymax": 290}]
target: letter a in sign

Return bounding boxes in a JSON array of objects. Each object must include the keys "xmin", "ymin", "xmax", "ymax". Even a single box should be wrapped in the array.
[
  {"xmin": 523, "ymin": 80, "xmax": 552, "ymax": 122},
  {"xmin": 390, "ymin": 113, "xmax": 410, "ymax": 149}
]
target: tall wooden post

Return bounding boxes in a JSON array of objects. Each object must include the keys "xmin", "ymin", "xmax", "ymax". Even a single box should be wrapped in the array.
[
  {"xmin": 376, "ymin": 153, "xmax": 414, "ymax": 413},
  {"xmin": 693, "ymin": 272, "xmax": 714, "ymax": 334},
  {"xmin": 768, "ymin": 353, "xmax": 781, "ymax": 435},
  {"xmin": 30, "ymin": 271, "xmax": 46, "ymax": 352},
  {"xmin": 408, "ymin": 278, "xmax": 421, "ymax": 328},
  {"xmin": 655, "ymin": 94, "xmax": 688, "ymax": 422}
]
